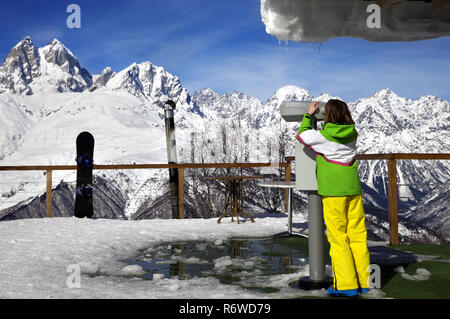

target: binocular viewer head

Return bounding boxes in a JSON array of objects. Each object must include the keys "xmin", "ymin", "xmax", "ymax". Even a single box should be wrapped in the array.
[
  {"xmin": 280, "ymin": 100, "xmax": 326, "ymax": 191},
  {"xmin": 280, "ymin": 101, "xmax": 326, "ymax": 122}
]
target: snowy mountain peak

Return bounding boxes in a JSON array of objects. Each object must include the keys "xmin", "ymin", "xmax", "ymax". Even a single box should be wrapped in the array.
[
  {"xmin": 40, "ymin": 38, "xmax": 82, "ymax": 73},
  {"xmin": 315, "ymin": 92, "xmax": 342, "ymax": 102},
  {"xmin": 5, "ymin": 37, "xmax": 39, "ymax": 70},
  {"xmin": 0, "ymin": 36, "xmax": 40, "ymax": 95},
  {"xmin": 264, "ymin": 85, "xmax": 314, "ymax": 111},
  {"xmin": 106, "ymin": 62, "xmax": 144, "ymax": 96},
  {"xmin": 91, "ymin": 66, "xmax": 116, "ymax": 90},
  {"xmin": 105, "ymin": 60, "xmax": 189, "ymax": 106},
  {"xmin": 12, "ymin": 36, "xmax": 34, "ymax": 49},
  {"xmin": 102, "ymin": 66, "xmax": 114, "ymax": 75},
  {"xmin": 0, "ymin": 36, "xmax": 93, "ymax": 94},
  {"xmin": 372, "ymin": 88, "xmax": 399, "ymax": 100},
  {"xmin": 45, "ymin": 38, "xmax": 75, "ymax": 56},
  {"xmin": 274, "ymin": 85, "xmax": 314, "ymax": 102},
  {"xmin": 37, "ymin": 38, "xmax": 92, "ymax": 93},
  {"xmin": 0, "ymin": 38, "xmax": 195, "ymax": 111},
  {"xmin": 192, "ymin": 88, "xmax": 220, "ymax": 105}
]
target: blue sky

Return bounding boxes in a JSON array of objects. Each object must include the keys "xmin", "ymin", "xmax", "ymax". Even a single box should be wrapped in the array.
[{"xmin": 1, "ymin": 0, "xmax": 449, "ymax": 102}]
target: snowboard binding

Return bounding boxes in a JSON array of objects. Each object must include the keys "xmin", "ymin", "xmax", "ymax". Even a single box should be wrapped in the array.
[
  {"xmin": 75, "ymin": 154, "xmax": 94, "ymax": 168},
  {"xmin": 76, "ymin": 184, "xmax": 93, "ymax": 199}
]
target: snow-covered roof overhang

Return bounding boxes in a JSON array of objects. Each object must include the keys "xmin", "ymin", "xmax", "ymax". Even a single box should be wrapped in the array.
[{"xmin": 260, "ymin": 0, "xmax": 450, "ymax": 42}]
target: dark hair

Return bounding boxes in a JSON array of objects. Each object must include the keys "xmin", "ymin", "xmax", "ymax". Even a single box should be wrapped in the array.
[{"xmin": 324, "ymin": 99, "xmax": 354, "ymax": 125}]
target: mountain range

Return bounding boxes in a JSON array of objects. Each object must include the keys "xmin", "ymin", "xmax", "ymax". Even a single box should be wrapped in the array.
[{"xmin": 0, "ymin": 36, "xmax": 449, "ymax": 243}]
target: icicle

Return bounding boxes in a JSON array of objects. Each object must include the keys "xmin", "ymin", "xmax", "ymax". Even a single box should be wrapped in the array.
[{"xmin": 314, "ymin": 42, "xmax": 324, "ymax": 54}]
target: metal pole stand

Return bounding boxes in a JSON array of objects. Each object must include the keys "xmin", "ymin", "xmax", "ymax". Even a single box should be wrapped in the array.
[
  {"xmin": 164, "ymin": 100, "xmax": 180, "ymax": 219},
  {"xmin": 297, "ymin": 191, "xmax": 332, "ymax": 290}
]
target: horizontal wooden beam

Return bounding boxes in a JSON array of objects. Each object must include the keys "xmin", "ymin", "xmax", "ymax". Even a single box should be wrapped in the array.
[
  {"xmin": 384, "ymin": 153, "xmax": 450, "ymax": 160},
  {"xmin": 0, "ymin": 162, "xmax": 289, "ymax": 172},
  {"xmin": 285, "ymin": 153, "xmax": 450, "ymax": 162},
  {"xmin": 1, "ymin": 153, "xmax": 448, "ymax": 172}
]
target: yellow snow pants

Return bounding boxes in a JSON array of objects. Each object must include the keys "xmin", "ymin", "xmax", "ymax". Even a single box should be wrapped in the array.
[{"xmin": 322, "ymin": 195, "xmax": 370, "ymax": 290}]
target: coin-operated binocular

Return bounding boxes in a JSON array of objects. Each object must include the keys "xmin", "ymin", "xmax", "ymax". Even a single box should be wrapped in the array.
[
  {"xmin": 280, "ymin": 101, "xmax": 326, "ymax": 191},
  {"xmin": 280, "ymin": 101, "xmax": 326, "ymax": 122},
  {"xmin": 280, "ymin": 100, "xmax": 332, "ymax": 289}
]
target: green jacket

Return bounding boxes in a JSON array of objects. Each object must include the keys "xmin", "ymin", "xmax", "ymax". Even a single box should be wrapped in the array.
[{"xmin": 296, "ymin": 114, "xmax": 362, "ymax": 196}]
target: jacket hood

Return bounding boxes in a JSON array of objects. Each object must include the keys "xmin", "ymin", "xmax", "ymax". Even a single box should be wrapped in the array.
[{"xmin": 321, "ymin": 123, "xmax": 358, "ymax": 145}]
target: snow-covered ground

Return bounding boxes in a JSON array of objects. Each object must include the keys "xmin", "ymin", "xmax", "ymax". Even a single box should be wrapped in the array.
[
  {"xmin": 0, "ymin": 214, "xmax": 392, "ymax": 299},
  {"xmin": 1, "ymin": 214, "xmax": 347, "ymax": 299}
]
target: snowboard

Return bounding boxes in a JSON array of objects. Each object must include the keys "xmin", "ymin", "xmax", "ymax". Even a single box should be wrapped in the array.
[{"xmin": 74, "ymin": 131, "xmax": 94, "ymax": 218}]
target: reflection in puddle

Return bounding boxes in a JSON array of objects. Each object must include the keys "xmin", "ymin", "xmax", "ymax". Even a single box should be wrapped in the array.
[{"xmin": 124, "ymin": 237, "xmax": 309, "ymax": 292}]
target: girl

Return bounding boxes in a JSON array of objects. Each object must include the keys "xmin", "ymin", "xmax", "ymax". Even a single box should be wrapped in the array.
[{"xmin": 296, "ymin": 99, "xmax": 370, "ymax": 297}]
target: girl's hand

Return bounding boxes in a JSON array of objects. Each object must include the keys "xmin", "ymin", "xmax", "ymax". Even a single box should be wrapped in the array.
[{"xmin": 307, "ymin": 101, "xmax": 319, "ymax": 115}]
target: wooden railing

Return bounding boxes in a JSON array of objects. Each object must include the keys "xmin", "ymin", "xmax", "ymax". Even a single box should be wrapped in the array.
[
  {"xmin": 1, "ymin": 153, "xmax": 449, "ymax": 246},
  {"xmin": 0, "ymin": 162, "xmax": 290, "ymax": 220},
  {"xmin": 285, "ymin": 153, "xmax": 450, "ymax": 246}
]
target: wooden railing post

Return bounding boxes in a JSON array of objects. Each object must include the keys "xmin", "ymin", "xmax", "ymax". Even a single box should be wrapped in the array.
[
  {"xmin": 46, "ymin": 169, "xmax": 52, "ymax": 217},
  {"xmin": 285, "ymin": 161, "xmax": 291, "ymax": 213},
  {"xmin": 387, "ymin": 158, "xmax": 398, "ymax": 246},
  {"xmin": 178, "ymin": 167, "xmax": 184, "ymax": 219}
]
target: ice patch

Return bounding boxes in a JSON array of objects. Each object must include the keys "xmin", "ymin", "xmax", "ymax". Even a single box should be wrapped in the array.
[
  {"xmin": 152, "ymin": 273, "xmax": 165, "ymax": 281},
  {"xmin": 360, "ymin": 289, "xmax": 387, "ymax": 299},
  {"xmin": 77, "ymin": 261, "xmax": 99, "ymax": 275},
  {"xmin": 121, "ymin": 265, "xmax": 146, "ymax": 276},
  {"xmin": 394, "ymin": 266, "xmax": 405, "ymax": 273},
  {"xmin": 195, "ymin": 243, "xmax": 207, "ymax": 251},
  {"xmin": 170, "ymin": 255, "xmax": 209, "ymax": 265},
  {"xmin": 166, "ymin": 283, "xmax": 179, "ymax": 291},
  {"xmin": 213, "ymin": 256, "xmax": 234, "ymax": 270}
]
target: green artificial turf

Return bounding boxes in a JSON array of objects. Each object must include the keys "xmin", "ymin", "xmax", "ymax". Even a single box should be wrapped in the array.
[
  {"xmin": 380, "ymin": 260, "xmax": 450, "ymax": 299},
  {"xmin": 380, "ymin": 244, "xmax": 450, "ymax": 299},
  {"xmin": 276, "ymin": 237, "xmax": 450, "ymax": 299},
  {"xmin": 392, "ymin": 244, "xmax": 450, "ymax": 260}
]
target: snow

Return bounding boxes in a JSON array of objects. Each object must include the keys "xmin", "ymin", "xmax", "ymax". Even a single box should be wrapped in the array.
[
  {"xmin": 260, "ymin": 0, "xmax": 450, "ymax": 43},
  {"xmin": 0, "ymin": 214, "xmax": 355, "ymax": 299},
  {"xmin": 397, "ymin": 267, "xmax": 431, "ymax": 281},
  {"xmin": 121, "ymin": 264, "xmax": 146, "ymax": 276}
]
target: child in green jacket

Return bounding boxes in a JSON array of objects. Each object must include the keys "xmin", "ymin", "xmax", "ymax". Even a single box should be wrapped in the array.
[{"xmin": 296, "ymin": 99, "xmax": 370, "ymax": 297}]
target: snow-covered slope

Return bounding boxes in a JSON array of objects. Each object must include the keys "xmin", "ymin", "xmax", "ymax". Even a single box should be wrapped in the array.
[{"xmin": 404, "ymin": 180, "xmax": 450, "ymax": 242}]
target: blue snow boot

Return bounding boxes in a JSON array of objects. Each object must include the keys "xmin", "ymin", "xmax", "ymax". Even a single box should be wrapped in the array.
[
  {"xmin": 328, "ymin": 287, "xmax": 359, "ymax": 297},
  {"xmin": 359, "ymin": 288, "xmax": 370, "ymax": 294}
]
